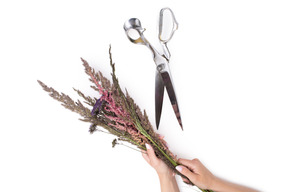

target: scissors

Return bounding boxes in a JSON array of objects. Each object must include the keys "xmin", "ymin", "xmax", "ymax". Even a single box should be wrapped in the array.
[{"xmin": 124, "ymin": 8, "xmax": 183, "ymax": 130}]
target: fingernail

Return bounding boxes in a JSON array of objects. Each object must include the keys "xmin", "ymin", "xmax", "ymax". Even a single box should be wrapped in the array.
[
  {"xmin": 176, "ymin": 166, "xmax": 183, "ymax": 172},
  {"xmin": 145, "ymin": 143, "xmax": 151, "ymax": 150}
]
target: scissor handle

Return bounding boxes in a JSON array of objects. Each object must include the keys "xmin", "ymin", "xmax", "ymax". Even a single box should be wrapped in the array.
[
  {"xmin": 158, "ymin": 8, "xmax": 178, "ymax": 44},
  {"xmin": 123, "ymin": 9, "xmax": 178, "ymax": 65},
  {"xmin": 124, "ymin": 18, "xmax": 147, "ymax": 45},
  {"xmin": 124, "ymin": 18, "xmax": 164, "ymax": 64},
  {"xmin": 158, "ymin": 8, "xmax": 178, "ymax": 60}
]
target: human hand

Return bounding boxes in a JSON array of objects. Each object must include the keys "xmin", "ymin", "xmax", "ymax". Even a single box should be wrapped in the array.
[
  {"xmin": 176, "ymin": 158, "xmax": 215, "ymax": 190},
  {"xmin": 142, "ymin": 143, "xmax": 180, "ymax": 192},
  {"xmin": 176, "ymin": 158, "xmax": 260, "ymax": 192},
  {"xmin": 142, "ymin": 143, "xmax": 173, "ymax": 176}
]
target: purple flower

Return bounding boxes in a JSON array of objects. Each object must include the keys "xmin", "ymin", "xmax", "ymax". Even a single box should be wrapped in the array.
[{"xmin": 91, "ymin": 96, "xmax": 103, "ymax": 115}]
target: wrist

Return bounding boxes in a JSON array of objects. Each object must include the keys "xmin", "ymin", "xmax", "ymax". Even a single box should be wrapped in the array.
[
  {"xmin": 208, "ymin": 175, "xmax": 221, "ymax": 191},
  {"xmin": 157, "ymin": 172, "xmax": 174, "ymax": 179},
  {"xmin": 211, "ymin": 176, "xmax": 235, "ymax": 192},
  {"xmin": 157, "ymin": 172, "xmax": 180, "ymax": 192}
]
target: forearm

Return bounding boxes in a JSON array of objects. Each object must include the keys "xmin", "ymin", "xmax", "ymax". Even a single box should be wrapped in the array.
[
  {"xmin": 211, "ymin": 176, "xmax": 259, "ymax": 192},
  {"xmin": 158, "ymin": 173, "xmax": 180, "ymax": 192}
]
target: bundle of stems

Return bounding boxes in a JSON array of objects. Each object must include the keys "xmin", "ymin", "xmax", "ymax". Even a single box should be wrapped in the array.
[{"xmin": 38, "ymin": 47, "xmax": 213, "ymax": 192}]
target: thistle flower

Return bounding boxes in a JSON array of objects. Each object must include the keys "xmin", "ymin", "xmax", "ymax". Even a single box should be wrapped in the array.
[{"xmin": 38, "ymin": 46, "xmax": 214, "ymax": 192}]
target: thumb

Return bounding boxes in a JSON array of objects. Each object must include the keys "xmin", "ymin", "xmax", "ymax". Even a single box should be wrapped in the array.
[
  {"xmin": 176, "ymin": 165, "xmax": 197, "ymax": 183},
  {"xmin": 145, "ymin": 143, "xmax": 158, "ymax": 163}
]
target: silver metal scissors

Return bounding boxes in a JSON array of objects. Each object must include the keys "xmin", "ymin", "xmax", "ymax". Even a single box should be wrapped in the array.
[{"xmin": 124, "ymin": 8, "xmax": 182, "ymax": 130}]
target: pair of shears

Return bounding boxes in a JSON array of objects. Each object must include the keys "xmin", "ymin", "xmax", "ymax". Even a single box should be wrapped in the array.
[{"xmin": 124, "ymin": 8, "xmax": 183, "ymax": 130}]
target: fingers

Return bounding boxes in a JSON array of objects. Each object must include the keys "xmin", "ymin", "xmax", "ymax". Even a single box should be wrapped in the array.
[
  {"xmin": 178, "ymin": 158, "xmax": 192, "ymax": 165},
  {"xmin": 178, "ymin": 158, "xmax": 199, "ymax": 171},
  {"xmin": 142, "ymin": 143, "xmax": 158, "ymax": 165},
  {"xmin": 145, "ymin": 143, "xmax": 158, "ymax": 163},
  {"xmin": 182, "ymin": 177, "xmax": 190, "ymax": 184},
  {"xmin": 142, "ymin": 150, "xmax": 150, "ymax": 164},
  {"xmin": 176, "ymin": 164, "xmax": 198, "ymax": 184}
]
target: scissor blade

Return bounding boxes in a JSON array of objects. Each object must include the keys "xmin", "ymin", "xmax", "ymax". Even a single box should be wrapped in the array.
[
  {"xmin": 155, "ymin": 71, "xmax": 165, "ymax": 129},
  {"xmin": 160, "ymin": 71, "xmax": 183, "ymax": 130}
]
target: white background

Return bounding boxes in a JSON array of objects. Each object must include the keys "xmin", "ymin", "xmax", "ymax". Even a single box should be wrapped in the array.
[{"xmin": 1, "ymin": 0, "xmax": 287, "ymax": 192}]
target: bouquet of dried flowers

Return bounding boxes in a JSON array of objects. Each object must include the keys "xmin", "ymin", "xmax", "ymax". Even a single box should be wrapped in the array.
[{"xmin": 38, "ymin": 47, "xmax": 213, "ymax": 192}]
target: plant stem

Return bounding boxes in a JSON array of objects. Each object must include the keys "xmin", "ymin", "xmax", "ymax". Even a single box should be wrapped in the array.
[{"xmin": 135, "ymin": 121, "xmax": 178, "ymax": 166}]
